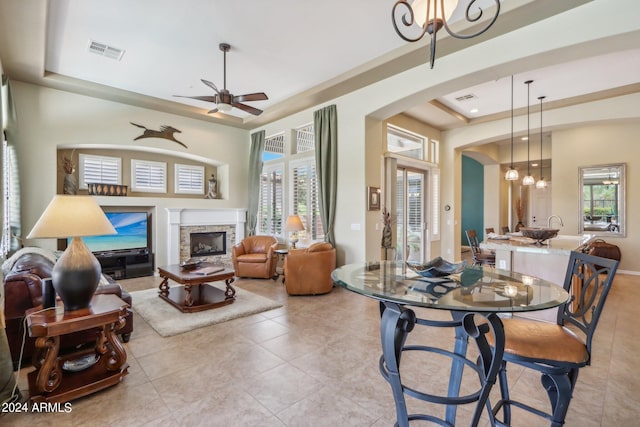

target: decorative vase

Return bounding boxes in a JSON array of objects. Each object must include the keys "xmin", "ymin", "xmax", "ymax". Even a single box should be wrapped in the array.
[{"xmin": 63, "ymin": 173, "xmax": 77, "ymax": 195}]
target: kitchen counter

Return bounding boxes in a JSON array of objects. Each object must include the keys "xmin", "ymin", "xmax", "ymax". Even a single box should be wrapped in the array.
[
  {"xmin": 481, "ymin": 234, "xmax": 594, "ymax": 256},
  {"xmin": 480, "ymin": 233, "xmax": 595, "ymax": 321}
]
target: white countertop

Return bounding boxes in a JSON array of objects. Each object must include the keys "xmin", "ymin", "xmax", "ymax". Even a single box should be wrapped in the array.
[{"xmin": 481, "ymin": 234, "xmax": 595, "ymax": 255}]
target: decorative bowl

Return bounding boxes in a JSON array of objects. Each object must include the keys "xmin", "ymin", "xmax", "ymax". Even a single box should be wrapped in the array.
[
  {"xmin": 179, "ymin": 259, "xmax": 201, "ymax": 270},
  {"xmin": 520, "ymin": 228, "xmax": 559, "ymax": 244},
  {"xmin": 407, "ymin": 257, "xmax": 467, "ymax": 278}
]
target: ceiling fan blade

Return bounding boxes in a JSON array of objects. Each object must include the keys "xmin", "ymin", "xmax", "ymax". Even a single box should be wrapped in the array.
[
  {"xmin": 233, "ymin": 102, "xmax": 263, "ymax": 116},
  {"xmin": 207, "ymin": 108, "xmax": 219, "ymax": 114},
  {"xmin": 200, "ymin": 79, "xmax": 220, "ymax": 94},
  {"xmin": 174, "ymin": 95, "xmax": 218, "ymax": 103},
  {"xmin": 234, "ymin": 92, "xmax": 268, "ymax": 103}
]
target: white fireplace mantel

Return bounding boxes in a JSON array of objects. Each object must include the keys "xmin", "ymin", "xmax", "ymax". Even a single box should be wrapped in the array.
[{"xmin": 166, "ymin": 208, "xmax": 246, "ymax": 264}]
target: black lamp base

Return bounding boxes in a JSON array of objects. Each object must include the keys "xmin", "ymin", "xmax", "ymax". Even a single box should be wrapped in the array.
[{"xmin": 52, "ymin": 237, "xmax": 101, "ymax": 311}]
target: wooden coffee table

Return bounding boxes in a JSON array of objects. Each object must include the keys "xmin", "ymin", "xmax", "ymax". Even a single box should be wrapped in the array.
[{"xmin": 157, "ymin": 263, "xmax": 236, "ymax": 313}]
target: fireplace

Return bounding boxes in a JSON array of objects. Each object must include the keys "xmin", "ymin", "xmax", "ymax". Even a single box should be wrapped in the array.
[{"xmin": 190, "ymin": 231, "xmax": 226, "ymax": 257}]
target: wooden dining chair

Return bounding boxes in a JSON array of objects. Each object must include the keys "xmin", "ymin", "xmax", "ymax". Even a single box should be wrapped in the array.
[
  {"xmin": 501, "ymin": 226, "xmax": 510, "ymax": 234},
  {"xmin": 485, "ymin": 227, "xmax": 495, "ymax": 234},
  {"xmin": 465, "ymin": 229, "xmax": 495, "ymax": 266},
  {"xmin": 491, "ymin": 251, "xmax": 619, "ymax": 427}
]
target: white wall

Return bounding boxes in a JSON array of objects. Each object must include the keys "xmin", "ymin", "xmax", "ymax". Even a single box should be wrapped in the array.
[
  {"xmin": 11, "ymin": 81, "xmax": 250, "ymax": 266},
  {"xmin": 551, "ymin": 122, "xmax": 640, "ymax": 272}
]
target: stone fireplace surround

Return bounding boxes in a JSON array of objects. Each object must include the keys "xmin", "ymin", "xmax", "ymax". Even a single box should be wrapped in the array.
[{"xmin": 166, "ymin": 208, "xmax": 246, "ymax": 266}]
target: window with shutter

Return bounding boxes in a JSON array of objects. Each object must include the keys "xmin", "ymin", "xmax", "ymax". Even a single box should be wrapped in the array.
[
  {"xmin": 79, "ymin": 154, "xmax": 121, "ymax": 189},
  {"xmin": 431, "ymin": 168, "xmax": 440, "ymax": 240},
  {"xmin": 263, "ymin": 133, "xmax": 285, "ymax": 161},
  {"xmin": 290, "ymin": 159, "xmax": 324, "ymax": 242},
  {"xmin": 257, "ymin": 164, "xmax": 283, "ymax": 236},
  {"xmin": 174, "ymin": 164, "xmax": 204, "ymax": 194},
  {"xmin": 295, "ymin": 123, "xmax": 314, "ymax": 154},
  {"xmin": 131, "ymin": 159, "xmax": 166, "ymax": 193}
]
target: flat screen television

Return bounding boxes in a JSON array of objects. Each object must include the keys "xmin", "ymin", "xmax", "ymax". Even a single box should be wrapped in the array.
[{"xmin": 78, "ymin": 211, "xmax": 149, "ymax": 254}]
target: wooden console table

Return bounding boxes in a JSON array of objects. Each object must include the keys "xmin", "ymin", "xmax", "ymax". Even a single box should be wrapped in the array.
[
  {"xmin": 158, "ymin": 263, "xmax": 236, "ymax": 313},
  {"xmin": 26, "ymin": 294, "xmax": 129, "ymax": 403}
]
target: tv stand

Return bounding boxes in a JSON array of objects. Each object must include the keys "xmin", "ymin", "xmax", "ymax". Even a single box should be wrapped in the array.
[{"xmin": 96, "ymin": 249, "xmax": 154, "ymax": 280}]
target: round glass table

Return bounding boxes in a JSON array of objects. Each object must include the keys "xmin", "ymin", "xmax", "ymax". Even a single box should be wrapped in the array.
[{"xmin": 331, "ymin": 261, "xmax": 569, "ymax": 427}]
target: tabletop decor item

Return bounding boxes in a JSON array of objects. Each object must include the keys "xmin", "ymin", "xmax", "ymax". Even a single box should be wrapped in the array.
[
  {"xmin": 407, "ymin": 256, "xmax": 466, "ymax": 278},
  {"xmin": 520, "ymin": 227, "xmax": 559, "ymax": 245}
]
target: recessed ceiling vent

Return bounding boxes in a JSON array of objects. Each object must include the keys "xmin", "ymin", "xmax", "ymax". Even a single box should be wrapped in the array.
[
  {"xmin": 88, "ymin": 40, "xmax": 125, "ymax": 61},
  {"xmin": 455, "ymin": 94, "xmax": 478, "ymax": 102}
]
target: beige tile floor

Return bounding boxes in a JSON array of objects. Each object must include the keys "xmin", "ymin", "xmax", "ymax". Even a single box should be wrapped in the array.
[{"xmin": 3, "ymin": 261, "xmax": 640, "ymax": 426}]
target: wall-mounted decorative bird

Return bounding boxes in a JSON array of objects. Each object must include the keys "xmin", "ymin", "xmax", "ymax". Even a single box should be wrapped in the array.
[{"xmin": 130, "ymin": 122, "xmax": 187, "ymax": 148}]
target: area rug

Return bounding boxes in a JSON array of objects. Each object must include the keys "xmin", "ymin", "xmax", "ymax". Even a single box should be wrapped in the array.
[{"xmin": 130, "ymin": 287, "xmax": 282, "ymax": 337}]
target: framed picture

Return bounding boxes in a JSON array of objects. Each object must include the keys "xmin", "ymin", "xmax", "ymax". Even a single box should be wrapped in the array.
[{"xmin": 368, "ymin": 186, "xmax": 381, "ymax": 210}]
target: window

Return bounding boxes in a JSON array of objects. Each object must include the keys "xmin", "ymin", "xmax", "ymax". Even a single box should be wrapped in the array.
[
  {"xmin": 263, "ymin": 133, "xmax": 285, "ymax": 161},
  {"xmin": 295, "ymin": 123, "xmax": 314, "ymax": 154},
  {"xmin": 387, "ymin": 126, "xmax": 424, "ymax": 160},
  {"xmin": 79, "ymin": 154, "xmax": 121, "ymax": 189},
  {"xmin": 290, "ymin": 159, "xmax": 324, "ymax": 242},
  {"xmin": 131, "ymin": 159, "xmax": 166, "ymax": 193},
  {"xmin": 257, "ymin": 164, "xmax": 284, "ymax": 236},
  {"xmin": 174, "ymin": 164, "xmax": 204, "ymax": 194}
]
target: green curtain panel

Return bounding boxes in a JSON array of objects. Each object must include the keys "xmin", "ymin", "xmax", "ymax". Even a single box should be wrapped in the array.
[
  {"xmin": 313, "ymin": 105, "xmax": 337, "ymax": 247},
  {"xmin": 247, "ymin": 130, "xmax": 265, "ymax": 236}
]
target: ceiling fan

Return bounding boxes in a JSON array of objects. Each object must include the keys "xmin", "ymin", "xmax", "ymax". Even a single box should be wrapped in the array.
[{"xmin": 175, "ymin": 43, "xmax": 268, "ymax": 116}]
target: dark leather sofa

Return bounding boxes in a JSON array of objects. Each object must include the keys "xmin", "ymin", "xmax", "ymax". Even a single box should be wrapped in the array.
[{"xmin": 3, "ymin": 251, "xmax": 133, "ymax": 370}]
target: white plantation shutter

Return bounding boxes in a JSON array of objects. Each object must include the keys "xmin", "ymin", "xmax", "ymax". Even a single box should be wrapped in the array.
[
  {"xmin": 174, "ymin": 164, "xmax": 204, "ymax": 194},
  {"xmin": 295, "ymin": 124, "xmax": 315, "ymax": 153},
  {"xmin": 79, "ymin": 154, "xmax": 121, "ymax": 189},
  {"xmin": 131, "ymin": 159, "xmax": 166, "ymax": 193},
  {"xmin": 431, "ymin": 168, "xmax": 440, "ymax": 240},
  {"xmin": 257, "ymin": 164, "xmax": 283, "ymax": 235},
  {"xmin": 291, "ymin": 159, "xmax": 324, "ymax": 241},
  {"xmin": 265, "ymin": 133, "xmax": 285, "ymax": 154}
]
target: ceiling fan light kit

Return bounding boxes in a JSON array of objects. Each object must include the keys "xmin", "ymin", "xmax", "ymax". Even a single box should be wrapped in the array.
[
  {"xmin": 392, "ymin": 0, "xmax": 501, "ymax": 68},
  {"xmin": 175, "ymin": 42, "xmax": 268, "ymax": 116}
]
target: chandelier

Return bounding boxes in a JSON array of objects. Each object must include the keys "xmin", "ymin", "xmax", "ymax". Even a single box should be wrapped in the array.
[{"xmin": 392, "ymin": 0, "xmax": 501, "ymax": 68}]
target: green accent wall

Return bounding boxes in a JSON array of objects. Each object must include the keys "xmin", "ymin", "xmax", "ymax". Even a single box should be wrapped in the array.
[{"xmin": 461, "ymin": 155, "xmax": 484, "ymax": 246}]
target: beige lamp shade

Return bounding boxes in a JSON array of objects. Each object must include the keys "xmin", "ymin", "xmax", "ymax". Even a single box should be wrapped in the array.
[
  {"xmin": 27, "ymin": 195, "xmax": 116, "ymax": 239},
  {"xmin": 285, "ymin": 215, "xmax": 304, "ymax": 232}
]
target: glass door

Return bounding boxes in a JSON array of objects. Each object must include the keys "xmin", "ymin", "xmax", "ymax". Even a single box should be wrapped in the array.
[{"xmin": 395, "ymin": 168, "xmax": 426, "ymax": 263}]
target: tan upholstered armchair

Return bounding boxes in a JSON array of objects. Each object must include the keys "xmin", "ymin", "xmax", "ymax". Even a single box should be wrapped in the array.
[
  {"xmin": 284, "ymin": 242, "xmax": 336, "ymax": 295},
  {"xmin": 232, "ymin": 235, "xmax": 278, "ymax": 279}
]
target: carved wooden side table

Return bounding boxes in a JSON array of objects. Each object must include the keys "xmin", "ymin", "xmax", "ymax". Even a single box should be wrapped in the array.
[{"xmin": 26, "ymin": 294, "xmax": 129, "ymax": 403}]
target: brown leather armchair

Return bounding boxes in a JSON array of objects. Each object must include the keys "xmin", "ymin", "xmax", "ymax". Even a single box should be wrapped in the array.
[
  {"xmin": 284, "ymin": 242, "xmax": 336, "ymax": 295},
  {"xmin": 232, "ymin": 235, "xmax": 278, "ymax": 279},
  {"xmin": 3, "ymin": 251, "xmax": 133, "ymax": 370}
]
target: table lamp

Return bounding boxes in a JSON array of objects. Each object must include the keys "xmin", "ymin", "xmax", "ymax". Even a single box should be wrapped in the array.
[
  {"xmin": 285, "ymin": 215, "xmax": 304, "ymax": 249},
  {"xmin": 26, "ymin": 195, "xmax": 116, "ymax": 311}
]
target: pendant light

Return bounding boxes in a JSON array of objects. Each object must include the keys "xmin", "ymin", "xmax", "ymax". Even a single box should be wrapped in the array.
[
  {"xmin": 505, "ymin": 75, "xmax": 519, "ymax": 180},
  {"xmin": 522, "ymin": 80, "xmax": 535, "ymax": 186},
  {"xmin": 536, "ymin": 96, "xmax": 547, "ymax": 189}
]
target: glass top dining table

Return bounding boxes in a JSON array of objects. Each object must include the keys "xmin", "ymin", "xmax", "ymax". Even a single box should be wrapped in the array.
[
  {"xmin": 331, "ymin": 261, "xmax": 569, "ymax": 427},
  {"xmin": 331, "ymin": 261, "xmax": 568, "ymax": 313}
]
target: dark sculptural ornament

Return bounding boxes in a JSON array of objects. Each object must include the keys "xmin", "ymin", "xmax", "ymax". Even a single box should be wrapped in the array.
[{"xmin": 130, "ymin": 122, "xmax": 187, "ymax": 148}]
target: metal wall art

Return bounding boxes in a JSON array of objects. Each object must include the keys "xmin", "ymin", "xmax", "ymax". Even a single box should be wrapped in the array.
[{"xmin": 130, "ymin": 122, "xmax": 187, "ymax": 148}]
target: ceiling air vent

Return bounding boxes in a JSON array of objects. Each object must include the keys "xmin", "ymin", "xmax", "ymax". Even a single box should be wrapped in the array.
[
  {"xmin": 455, "ymin": 94, "xmax": 478, "ymax": 102},
  {"xmin": 88, "ymin": 40, "xmax": 125, "ymax": 61}
]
